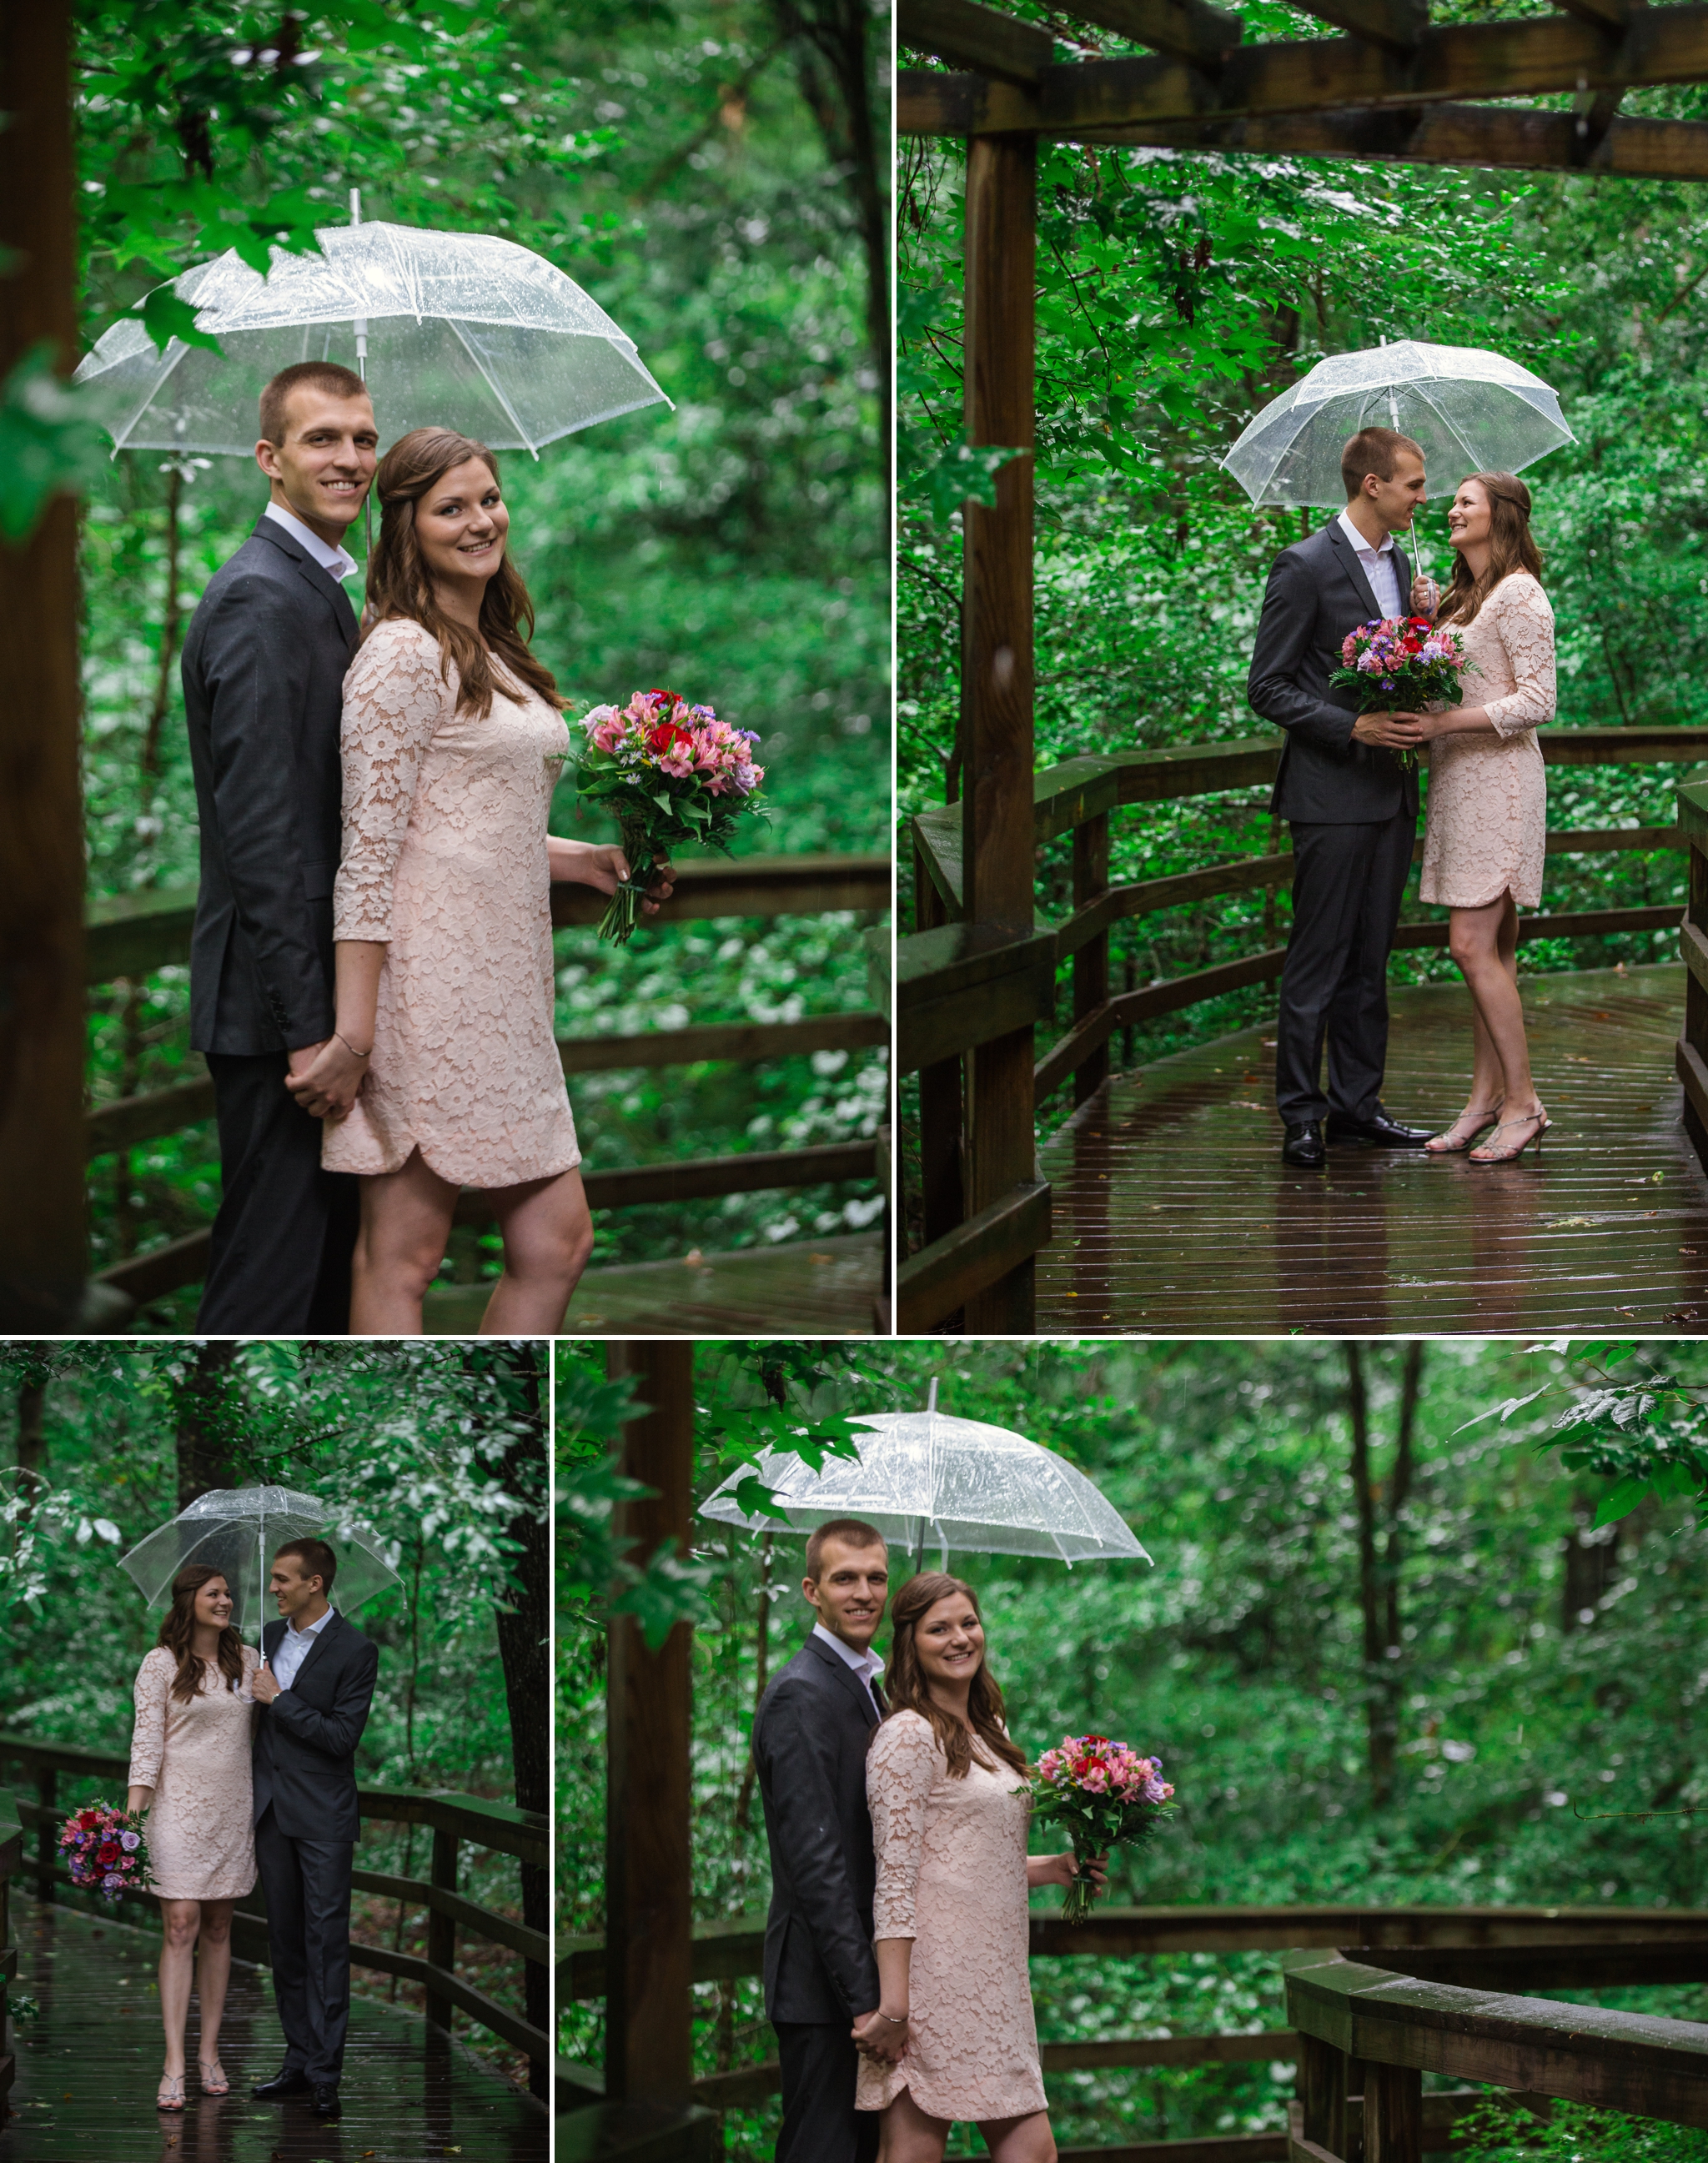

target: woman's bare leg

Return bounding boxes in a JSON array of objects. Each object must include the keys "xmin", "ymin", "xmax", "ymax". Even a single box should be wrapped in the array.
[
  {"xmin": 1449, "ymin": 892, "xmax": 1540, "ymax": 1117},
  {"xmin": 982, "ymin": 2110, "xmax": 1058, "ymax": 2163},
  {"xmin": 349, "ymin": 1151, "xmax": 460, "ymax": 1335},
  {"xmin": 878, "ymin": 2085, "xmax": 952, "ymax": 2163},
  {"xmin": 193, "ymin": 1898, "xmax": 236, "ymax": 2070},
  {"xmin": 158, "ymin": 1898, "xmax": 201, "ymax": 2079},
  {"xmin": 480, "ymin": 1165, "xmax": 595, "ymax": 1334}
]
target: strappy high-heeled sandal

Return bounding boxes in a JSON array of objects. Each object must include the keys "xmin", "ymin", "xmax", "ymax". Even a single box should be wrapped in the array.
[
  {"xmin": 198, "ymin": 2058, "xmax": 230, "ymax": 2096},
  {"xmin": 156, "ymin": 2072, "xmax": 186, "ymax": 2113},
  {"xmin": 1469, "ymin": 1103, "xmax": 1550, "ymax": 1164},
  {"xmin": 1424, "ymin": 1102, "xmax": 1503, "ymax": 1154}
]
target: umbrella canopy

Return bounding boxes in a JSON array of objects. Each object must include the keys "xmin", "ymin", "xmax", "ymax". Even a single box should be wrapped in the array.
[
  {"xmin": 73, "ymin": 219, "xmax": 671, "ymax": 456},
  {"xmin": 117, "ymin": 1486, "xmax": 400, "ymax": 1639},
  {"xmin": 698, "ymin": 1408, "xmax": 1150, "ymax": 1568},
  {"xmin": 1222, "ymin": 340, "xmax": 1574, "ymax": 509}
]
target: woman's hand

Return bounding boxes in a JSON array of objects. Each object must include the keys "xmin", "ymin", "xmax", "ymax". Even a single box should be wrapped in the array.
[
  {"xmin": 550, "ymin": 838, "xmax": 676, "ymax": 916},
  {"xmin": 851, "ymin": 2007, "xmax": 910, "ymax": 2064},
  {"xmin": 126, "ymin": 1786, "xmax": 153, "ymax": 1816},
  {"xmin": 1028, "ymin": 1849, "xmax": 1109, "ymax": 1895},
  {"xmin": 284, "ymin": 1033, "xmax": 369, "ymax": 1121}
]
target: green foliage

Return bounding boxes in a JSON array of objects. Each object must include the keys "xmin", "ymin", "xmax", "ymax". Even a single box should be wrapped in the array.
[
  {"xmin": 0, "ymin": 349, "xmax": 113, "ymax": 542},
  {"xmin": 1455, "ymin": 2097, "xmax": 1708, "ymax": 2163}
]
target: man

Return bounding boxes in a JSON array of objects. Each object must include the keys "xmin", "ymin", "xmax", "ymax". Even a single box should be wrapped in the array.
[
  {"xmin": 1248, "ymin": 425, "xmax": 1436, "ymax": 1169},
  {"xmin": 181, "ymin": 362, "xmax": 379, "ymax": 1330},
  {"xmin": 752, "ymin": 1518, "xmax": 903, "ymax": 2163},
  {"xmin": 249, "ymin": 1537, "xmax": 380, "ymax": 2120}
]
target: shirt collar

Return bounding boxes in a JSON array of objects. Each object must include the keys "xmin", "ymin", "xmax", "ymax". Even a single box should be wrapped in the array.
[
  {"xmin": 264, "ymin": 499, "xmax": 359, "ymax": 583},
  {"xmin": 288, "ymin": 1603, "xmax": 336, "ymax": 1639},
  {"xmin": 812, "ymin": 1620, "xmax": 885, "ymax": 1680},
  {"xmin": 1337, "ymin": 509, "xmax": 1395, "ymax": 558}
]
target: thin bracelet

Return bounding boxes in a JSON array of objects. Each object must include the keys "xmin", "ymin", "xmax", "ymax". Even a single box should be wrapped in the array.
[
  {"xmin": 876, "ymin": 2009, "xmax": 908, "ymax": 2025},
  {"xmin": 334, "ymin": 1032, "xmax": 372, "ymax": 1060}
]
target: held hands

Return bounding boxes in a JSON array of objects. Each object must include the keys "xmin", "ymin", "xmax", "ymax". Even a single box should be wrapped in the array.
[
  {"xmin": 1352, "ymin": 710, "xmax": 1426, "ymax": 753},
  {"xmin": 250, "ymin": 1662, "xmax": 281, "ymax": 1705},
  {"xmin": 283, "ymin": 1035, "xmax": 369, "ymax": 1122},
  {"xmin": 851, "ymin": 2006, "xmax": 910, "ymax": 2065}
]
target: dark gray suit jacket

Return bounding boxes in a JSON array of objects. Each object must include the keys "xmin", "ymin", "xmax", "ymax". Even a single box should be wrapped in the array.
[
  {"xmin": 181, "ymin": 515, "xmax": 360, "ymax": 1056},
  {"xmin": 752, "ymin": 1634, "xmax": 882, "ymax": 2025},
  {"xmin": 1247, "ymin": 519, "xmax": 1422, "ymax": 825},
  {"xmin": 252, "ymin": 1610, "xmax": 379, "ymax": 1844}
]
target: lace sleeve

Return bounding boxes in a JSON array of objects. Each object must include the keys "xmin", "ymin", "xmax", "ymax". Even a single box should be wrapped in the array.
[
  {"xmin": 128, "ymin": 1649, "xmax": 169, "ymax": 1790},
  {"xmin": 868, "ymin": 1712, "xmax": 940, "ymax": 1942},
  {"xmin": 1483, "ymin": 575, "xmax": 1556, "ymax": 738},
  {"xmin": 333, "ymin": 622, "xmax": 453, "ymax": 941}
]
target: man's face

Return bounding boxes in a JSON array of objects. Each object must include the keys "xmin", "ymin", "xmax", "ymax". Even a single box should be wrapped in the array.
[
  {"xmin": 269, "ymin": 1552, "xmax": 323, "ymax": 1624},
  {"xmin": 1362, "ymin": 449, "xmax": 1429, "ymax": 534},
  {"xmin": 803, "ymin": 1538, "xmax": 889, "ymax": 1652},
  {"xmin": 255, "ymin": 388, "xmax": 379, "ymax": 537}
]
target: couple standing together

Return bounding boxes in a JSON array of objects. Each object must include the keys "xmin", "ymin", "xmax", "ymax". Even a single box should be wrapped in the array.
[
  {"xmin": 752, "ymin": 1518, "xmax": 1106, "ymax": 2163},
  {"xmin": 1251, "ymin": 426, "xmax": 1557, "ymax": 1169},
  {"xmin": 183, "ymin": 360, "xmax": 673, "ymax": 1339},
  {"xmin": 126, "ymin": 1541, "xmax": 377, "ymax": 2118}
]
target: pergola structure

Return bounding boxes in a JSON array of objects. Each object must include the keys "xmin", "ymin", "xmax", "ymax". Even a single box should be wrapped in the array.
[{"xmin": 895, "ymin": 0, "xmax": 1708, "ymax": 1333}]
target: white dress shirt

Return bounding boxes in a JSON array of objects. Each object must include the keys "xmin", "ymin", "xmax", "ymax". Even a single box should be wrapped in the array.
[
  {"xmin": 812, "ymin": 1621, "xmax": 885, "ymax": 1717},
  {"xmin": 1336, "ymin": 509, "xmax": 1405, "ymax": 622},
  {"xmin": 264, "ymin": 499, "xmax": 359, "ymax": 585},
  {"xmin": 269, "ymin": 1603, "xmax": 335, "ymax": 1689}
]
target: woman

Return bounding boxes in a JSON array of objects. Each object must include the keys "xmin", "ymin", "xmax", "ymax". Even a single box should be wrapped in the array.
[
  {"xmin": 127, "ymin": 1565, "xmax": 261, "ymax": 2113},
  {"xmin": 1395, "ymin": 471, "xmax": 1555, "ymax": 1163},
  {"xmin": 286, "ymin": 427, "xmax": 672, "ymax": 1332},
  {"xmin": 856, "ymin": 1573, "xmax": 1105, "ymax": 2163}
]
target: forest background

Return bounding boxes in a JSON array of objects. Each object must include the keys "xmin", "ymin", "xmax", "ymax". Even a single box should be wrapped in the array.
[
  {"xmin": 897, "ymin": 0, "xmax": 1708, "ymax": 1185},
  {"xmin": 76, "ymin": 0, "xmax": 889, "ymax": 1317},
  {"xmin": 560, "ymin": 1335, "xmax": 1708, "ymax": 2160},
  {"xmin": 0, "ymin": 1337, "xmax": 548, "ymax": 2082}
]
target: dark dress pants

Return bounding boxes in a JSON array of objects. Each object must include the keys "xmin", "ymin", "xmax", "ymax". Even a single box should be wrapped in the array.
[
  {"xmin": 197, "ymin": 1051, "xmax": 359, "ymax": 1332},
  {"xmin": 255, "ymin": 1805, "xmax": 355, "ymax": 2086},
  {"xmin": 775, "ymin": 2021, "xmax": 881, "ymax": 2163},
  {"xmin": 1275, "ymin": 810, "xmax": 1416, "ymax": 1127}
]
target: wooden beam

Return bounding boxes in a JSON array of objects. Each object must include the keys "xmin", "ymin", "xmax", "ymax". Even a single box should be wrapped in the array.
[
  {"xmin": 898, "ymin": 0, "xmax": 1056, "ymax": 83},
  {"xmin": 1052, "ymin": 0, "xmax": 1243, "ymax": 71},
  {"xmin": 1555, "ymin": 0, "xmax": 1632, "ymax": 30},
  {"xmin": 550, "ymin": 851, "xmax": 891, "ymax": 927},
  {"xmin": 1288, "ymin": 0, "xmax": 1429, "ymax": 58},
  {"xmin": 897, "ymin": 1176, "xmax": 1051, "ymax": 1330}
]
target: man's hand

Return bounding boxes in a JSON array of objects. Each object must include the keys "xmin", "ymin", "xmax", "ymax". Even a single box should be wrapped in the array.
[
  {"xmin": 250, "ymin": 1664, "xmax": 281, "ymax": 1705},
  {"xmin": 1409, "ymin": 574, "xmax": 1439, "ymax": 617},
  {"xmin": 850, "ymin": 2008, "xmax": 908, "ymax": 2064},
  {"xmin": 284, "ymin": 1035, "xmax": 368, "ymax": 1121},
  {"xmin": 1353, "ymin": 711, "xmax": 1425, "ymax": 752}
]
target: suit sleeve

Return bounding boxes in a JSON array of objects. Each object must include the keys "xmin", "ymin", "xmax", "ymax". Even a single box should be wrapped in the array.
[
  {"xmin": 269, "ymin": 1636, "xmax": 379, "ymax": 1763},
  {"xmin": 195, "ymin": 575, "xmax": 335, "ymax": 1047},
  {"xmin": 754, "ymin": 1679, "xmax": 882, "ymax": 2016},
  {"xmin": 1247, "ymin": 548, "xmax": 1360, "ymax": 755}
]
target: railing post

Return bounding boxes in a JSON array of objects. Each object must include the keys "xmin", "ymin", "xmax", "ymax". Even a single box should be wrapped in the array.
[
  {"xmin": 35, "ymin": 1766, "xmax": 56, "ymax": 1903},
  {"xmin": 1073, "ymin": 811, "xmax": 1110, "ymax": 1106},
  {"xmin": 1299, "ymin": 2034, "xmax": 1349, "ymax": 2157},
  {"xmin": 913, "ymin": 835, "xmax": 965, "ymax": 1293},
  {"xmin": 425, "ymin": 1825, "xmax": 458, "ymax": 2036},
  {"xmin": 1363, "ymin": 2061, "xmax": 1420, "ymax": 2163},
  {"xmin": 1684, "ymin": 831, "xmax": 1708, "ymax": 1166}
]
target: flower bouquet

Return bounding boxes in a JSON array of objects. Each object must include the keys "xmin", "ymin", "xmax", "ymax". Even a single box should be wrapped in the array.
[
  {"xmin": 1022, "ymin": 1734, "xmax": 1175, "ymax": 1925},
  {"xmin": 58, "ymin": 1801, "xmax": 149, "ymax": 1904},
  {"xmin": 574, "ymin": 689, "xmax": 767, "ymax": 944},
  {"xmin": 1329, "ymin": 616, "xmax": 1472, "ymax": 768}
]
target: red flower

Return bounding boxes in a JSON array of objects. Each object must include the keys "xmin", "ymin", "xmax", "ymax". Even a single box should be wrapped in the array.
[
  {"xmin": 646, "ymin": 721, "xmax": 691, "ymax": 755},
  {"xmin": 97, "ymin": 1841, "xmax": 120, "ymax": 1865}
]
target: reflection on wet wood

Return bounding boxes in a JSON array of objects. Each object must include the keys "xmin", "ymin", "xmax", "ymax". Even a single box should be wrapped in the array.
[
  {"xmin": 0, "ymin": 1896, "xmax": 546, "ymax": 2163},
  {"xmin": 1036, "ymin": 963, "xmax": 1708, "ymax": 1335}
]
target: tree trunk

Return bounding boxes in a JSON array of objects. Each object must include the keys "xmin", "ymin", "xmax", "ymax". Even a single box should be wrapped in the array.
[
  {"xmin": 173, "ymin": 1341, "xmax": 239, "ymax": 1509},
  {"xmin": 1344, "ymin": 1342, "xmax": 1391, "ymax": 1805}
]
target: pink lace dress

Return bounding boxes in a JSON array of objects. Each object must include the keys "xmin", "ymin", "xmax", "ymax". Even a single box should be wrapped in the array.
[
  {"xmin": 324, "ymin": 617, "xmax": 580, "ymax": 1187},
  {"xmin": 857, "ymin": 1710, "xmax": 1047, "ymax": 2124},
  {"xmin": 1419, "ymin": 571, "xmax": 1555, "ymax": 911},
  {"xmin": 128, "ymin": 1645, "xmax": 260, "ymax": 1901}
]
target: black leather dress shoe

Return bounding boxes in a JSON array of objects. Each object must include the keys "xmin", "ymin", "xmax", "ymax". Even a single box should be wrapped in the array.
[
  {"xmin": 252, "ymin": 2069, "xmax": 310, "ymax": 2099},
  {"xmin": 309, "ymin": 2084, "xmax": 342, "ymax": 2118},
  {"xmin": 1327, "ymin": 1109, "xmax": 1433, "ymax": 1147},
  {"xmin": 1281, "ymin": 1119, "xmax": 1326, "ymax": 1167}
]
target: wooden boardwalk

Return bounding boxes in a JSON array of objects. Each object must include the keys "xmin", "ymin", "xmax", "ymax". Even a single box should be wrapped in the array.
[
  {"xmin": 0, "ymin": 1896, "xmax": 546, "ymax": 2163},
  {"xmin": 1034, "ymin": 963, "xmax": 1708, "ymax": 1336},
  {"xmin": 423, "ymin": 1231, "xmax": 882, "ymax": 1335}
]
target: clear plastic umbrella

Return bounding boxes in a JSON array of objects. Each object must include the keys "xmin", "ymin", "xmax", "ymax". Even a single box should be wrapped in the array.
[
  {"xmin": 117, "ymin": 1486, "xmax": 400, "ymax": 1644},
  {"xmin": 697, "ymin": 1386, "xmax": 1150, "ymax": 1572},
  {"xmin": 1222, "ymin": 340, "xmax": 1575, "ymax": 509},
  {"xmin": 72, "ymin": 204, "xmax": 671, "ymax": 456}
]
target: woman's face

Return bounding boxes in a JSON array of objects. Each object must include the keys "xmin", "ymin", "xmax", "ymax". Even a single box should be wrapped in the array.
[
  {"xmin": 1446, "ymin": 479, "xmax": 1492, "ymax": 551},
  {"xmin": 193, "ymin": 1576, "xmax": 233, "ymax": 1629},
  {"xmin": 914, "ymin": 1593, "xmax": 985, "ymax": 1691},
  {"xmin": 415, "ymin": 456, "xmax": 509, "ymax": 588}
]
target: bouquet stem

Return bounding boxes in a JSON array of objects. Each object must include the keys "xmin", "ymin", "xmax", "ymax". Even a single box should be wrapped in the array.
[{"xmin": 1062, "ymin": 1839, "xmax": 1101, "ymax": 1925}]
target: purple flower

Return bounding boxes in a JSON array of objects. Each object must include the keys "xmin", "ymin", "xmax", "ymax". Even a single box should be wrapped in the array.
[{"xmin": 119, "ymin": 1831, "xmax": 140, "ymax": 1851}]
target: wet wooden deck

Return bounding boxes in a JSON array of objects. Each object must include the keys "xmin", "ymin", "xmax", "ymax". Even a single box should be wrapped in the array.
[
  {"xmin": 1034, "ymin": 963, "xmax": 1708, "ymax": 1335},
  {"xmin": 422, "ymin": 1231, "xmax": 883, "ymax": 1336},
  {"xmin": 0, "ymin": 1896, "xmax": 546, "ymax": 2163}
]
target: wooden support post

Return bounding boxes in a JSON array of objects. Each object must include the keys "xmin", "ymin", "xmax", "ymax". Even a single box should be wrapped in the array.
[
  {"xmin": 35, "ymin": 1768, "xmax": 57, "ymax": 1904},
  {"xmin": 913, "ymin": 835, "xmax": 966, "ymax": 1301},
  {"xmin": 1073, "ymin": 813, "xmax": 1111, "ymax": 1106},
  {"xmin": 0, "ymin": 0, "xmax": 87, "ymax": 1327},
  {"xmin": 961, "ymin": 131, "xmax": 1037, "ymax": 1332},
  {"xmin": 1364, "ymin": 2061, "xmax": 1421, "ymax": 2163},
  {"xmin": 605, "ymin": 1342, "xmax": 695, "ymax": 2106},
  {"xmin": 424, "ymin": 1827, "xmax": 459, "ymax": 2035},
  {"xmin": 1299, "ymin": 2034, "xmax": 1350, "ymax": 2157}
]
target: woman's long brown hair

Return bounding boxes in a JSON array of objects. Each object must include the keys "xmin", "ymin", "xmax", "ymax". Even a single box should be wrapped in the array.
[
  {"xmin": 877, "ymin": 1571, "xmax": 1030, "ymax": 1780},
  {"xmin": 1434, "ymin": 470, "xmax": 1545, "ymax": 629},
  {"xmin": 157, "ymin": 1563, "xmax": 245, "ymax": 1706},
  {"xmin": 362, "ymin": 426, "xmax": 564, "ymax": 719}
]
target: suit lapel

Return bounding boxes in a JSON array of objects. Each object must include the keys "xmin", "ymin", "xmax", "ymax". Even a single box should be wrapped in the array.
[
  {"xmin": 802, "ymin": 1632, "xmax": 881, "ymax": 1729},
  {"xmin": 252, "ymin": 517, "xmax": 360, "ymax": 652},
  {"xmin": 1325, "ymin": 520, "xmax": 1384, "ymax": 625},
  {"xmin": 284, "ymin": 1609, "xmax": 340, "ymax": 1692}
]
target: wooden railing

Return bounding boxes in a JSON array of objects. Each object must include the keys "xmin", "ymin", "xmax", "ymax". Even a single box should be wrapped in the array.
[
  {"xmin": 0, "ymin": 1790, "xmax": 19, "ymax": 2107},
  {"xmin": 1285, "ymin": 1940, "xmax": 1708, "ymax": 2162},
  {"xmin": 898, "ymin": 725, "xmax": 1708, "ymax": 1332},
  {"xmin": 83, "ymin": 851, "xmax": 891, "ymax": 1307},
  {"xmin": 0, "ymin": 1734, "xmax": 548, "ymax": 2080},
  {"xmin": 560, "ymin": 1901, "xmax": 1708, "ymax": 2156}
]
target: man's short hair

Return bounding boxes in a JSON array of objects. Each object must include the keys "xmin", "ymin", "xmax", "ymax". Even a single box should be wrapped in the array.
[
  {"xmin": 274, "ymin": 1536, "xmax": 337, "ymax": 1593},
  {"xmin": 259, "ymin": 361, "xmax": 370, "ymax": 447},
  {"xmin": 805, "ymin": 1518, "xmax": 887, "ymax": 1581},
  {"xmin": 1341, "ymin": 425, "xmax": 1425, "ymax": 502}
]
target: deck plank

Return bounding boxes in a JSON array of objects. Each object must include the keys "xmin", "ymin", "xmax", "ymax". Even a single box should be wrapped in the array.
[
  {"xmin": 1034, "ymin": 963, "xmax": 1708, "ymax": 1335},
  {"xmin": 0, "ymin": 1895, "xmax": 546, "ymax": 2163}
]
